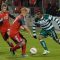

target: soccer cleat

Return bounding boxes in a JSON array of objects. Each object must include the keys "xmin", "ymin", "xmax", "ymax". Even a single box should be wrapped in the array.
[
  {"xmin": 10, "ymin": 48, "xmax": 15, "ymax": 55},
  {"xmin": 21, "ymin": 54, "xmax": 28, "ymax": 57},
  {"xmin": 33, "ymin": 36, "xmax": 37, "ymax": 39},
  {"xmin": 43, "ymin": 50, "xmax": 50, "ymax": 55},
  {"xmin": 58, "ymin": 39, "xmax": 60, "ymax": 44}
]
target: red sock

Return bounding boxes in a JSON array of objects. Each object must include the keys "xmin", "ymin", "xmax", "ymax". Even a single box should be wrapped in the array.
[
  {"xmin": 10, "ymin": 43, "xmax": 14, "ymax": 47},
  {"xmin": 22, "ymin": 44, "xmax": 26, "ymax": 55},
  {"xmin": 7, "ymin": 42, "xmax": 14, "ymax": 47},
  {"xmin": 13, "ymin": 44, "xmax": 20, "ymax": 51}
]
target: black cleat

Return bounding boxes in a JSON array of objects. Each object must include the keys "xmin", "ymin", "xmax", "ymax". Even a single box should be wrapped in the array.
[{"xmin": 10, "ymin": 48, "xmax": 15, "ymax": 55}]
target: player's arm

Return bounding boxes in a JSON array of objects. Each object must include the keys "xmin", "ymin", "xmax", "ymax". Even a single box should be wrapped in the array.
[
  {"xmin": 32, "ymin": 18, "xmax": 40, "ymax": 39},
  {"xmin": 9, "ymin": 14, "xmax": 15, "ymax": 19},
  {"xmin": 32, "ymin": 23, "xmax": 37, "ymax": 39},
  {"xmin": 19, "ymin": 18, "xmax": 32, "ymax": 37},
  {"xmin": 23, "ymin": 25, "xmax": 32, "ymax": 37},
  {"xmin": 49, "ymin": 15, "xmax": 60, "ymax": 28}
]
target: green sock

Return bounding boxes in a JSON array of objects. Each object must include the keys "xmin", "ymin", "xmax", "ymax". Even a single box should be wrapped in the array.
[{"xmin": 40, "ymin": 40, "xmax": 48, "ymax": 50}]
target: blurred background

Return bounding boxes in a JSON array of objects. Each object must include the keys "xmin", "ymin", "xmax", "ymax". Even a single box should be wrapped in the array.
[
  {"xmin": 0, "ymin": 0, "xmax": 60, "ymax": 16},
  {"xmin": 0, "ymin": 0, "xmax": 60, "ymax": 29}
]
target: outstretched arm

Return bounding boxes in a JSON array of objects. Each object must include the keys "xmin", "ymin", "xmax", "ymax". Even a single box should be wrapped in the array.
[
  {"xmin": 32, "ymin": 23, "xmax": 37, "ymax": 39},
  {"xmin": 32, "ymin": 19, "xmax": 40, "ymax": 39},
  {"xmin": 19, "ymin": 18, "xmax": 32, "ymax": 37},
  {"xmin": 49, "ymin": 15, "xmax": 60, "ymax": 28},
  {"xmin": 22, "ymin": 25, "xmax": 32, "ymax": 37}
]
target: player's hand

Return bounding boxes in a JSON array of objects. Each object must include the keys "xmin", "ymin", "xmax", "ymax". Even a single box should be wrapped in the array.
[{"xmin": 33, "ymin": 35, "xmax": 37, "ymax": 39}]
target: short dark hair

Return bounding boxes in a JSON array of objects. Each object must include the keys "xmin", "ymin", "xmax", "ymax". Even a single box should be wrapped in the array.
[{"xmin": 35, "ymin": 9, "xmax": 43, "ymax": 14}]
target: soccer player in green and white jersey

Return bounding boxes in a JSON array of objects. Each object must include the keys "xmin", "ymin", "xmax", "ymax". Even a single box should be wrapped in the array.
[{"xmin": 32, "ymin": 10, "xmax": 60, "ymax": 55}]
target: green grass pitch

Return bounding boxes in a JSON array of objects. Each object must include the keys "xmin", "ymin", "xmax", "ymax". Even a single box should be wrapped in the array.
[{"xmin": 0, "ymin": 31, "xmax": 60, "ymax": 60}]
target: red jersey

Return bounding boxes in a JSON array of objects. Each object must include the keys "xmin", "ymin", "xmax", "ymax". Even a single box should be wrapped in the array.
[
  {"xmin": 10, "ymin": 15, "xmax": 25, "ymax": 38},
  {"xmin": 0, "ymin": 11, "xmax": 9, "ymax": 21},
  {"xmin": 0, "ymin": 11, "xmax": 10, "ymax": 34}
]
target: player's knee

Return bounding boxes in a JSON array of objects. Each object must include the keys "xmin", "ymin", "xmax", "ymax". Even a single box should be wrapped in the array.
[
  {"xmin": 19, "ymin": 40, "xmax": 25, "ymax": 47},
  {"xmin": 38, "ymin": 35, "xmax": 44, "ymax": 40},
  {"xmin": 21, "ymin": 40, "xmax": 26, "ymax": 45},
  {"xmin": 20, "ymin": 34, "xmax": 27, "ymax": 43}
]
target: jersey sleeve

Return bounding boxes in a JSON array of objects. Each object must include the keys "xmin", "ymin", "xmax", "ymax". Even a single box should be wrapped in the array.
[
  {"xmin": 32, "ymin": 19, "xmax": 39, "ymax": 37},
  {"xmin": 32, "ymin": 17, "xmax": 41, "ymax": 37},
  {"xmin": 32, "ymin": 23, "xmax": 36, "ymax": 36}
]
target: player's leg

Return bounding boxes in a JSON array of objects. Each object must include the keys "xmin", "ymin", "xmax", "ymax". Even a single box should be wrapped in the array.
[
  {"xmin": 0, "ymin": 22, "xmax": 14, "ymax": 47},
  {"xmin": 19, "ymin": 33, "xmax": 27, "ymax": 56},
  {"xmin": 21, "ymin": 39, "xmax": 28, "ymax": 57},
  {"xmin": 50, "ymin": 29, "xmax": 60, "ymax": 44},
  {"xmin": 39, "ymin": 29, "xmax": 50, "ymax": 54},
  {"xmin": 1, "ymin": 32, "xmax": 14, "ymax": 47},
  {"xmin": 10, "ymin": 33, "xmax": 27, "ymax": 56}
]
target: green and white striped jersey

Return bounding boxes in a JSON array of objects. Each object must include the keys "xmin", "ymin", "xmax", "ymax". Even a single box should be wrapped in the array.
[{"xmin": 32, "ymin": 14, "xmax": 60, "ymax": 36}]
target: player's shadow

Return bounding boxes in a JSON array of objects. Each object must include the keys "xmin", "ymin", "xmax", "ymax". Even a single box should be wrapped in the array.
[
  {"xmin": 6, "ymin": 52, "xmax": 60, "ymax": 60},
  {"xmin": 29, "ymin": 52, "xmax": 60, "ymax": 57}
]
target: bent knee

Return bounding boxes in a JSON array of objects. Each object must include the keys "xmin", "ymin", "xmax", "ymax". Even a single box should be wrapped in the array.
[{"xmin": 38, "ymin": 35, "xmax": 44, "ymax": 40}]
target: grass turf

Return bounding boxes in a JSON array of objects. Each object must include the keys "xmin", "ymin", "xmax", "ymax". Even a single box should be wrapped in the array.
[{"xmin": 0, "ymin": 31, "xmax": 60, "ymax": 60}]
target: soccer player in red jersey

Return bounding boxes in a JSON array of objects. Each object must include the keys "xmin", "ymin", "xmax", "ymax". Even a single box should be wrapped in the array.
[
  {"xmin": 9, "ymin": 7, "xmax": 32, "ymax": 57},
  {"xmin": 0, "ymin": 3, "xmax": 15, "ymax": 47}
]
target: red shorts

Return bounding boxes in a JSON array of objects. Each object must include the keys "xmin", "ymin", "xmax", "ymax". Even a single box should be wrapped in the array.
[{"xmin": 11, "ymin": 32, "xmax": 23, "ymax": 43}]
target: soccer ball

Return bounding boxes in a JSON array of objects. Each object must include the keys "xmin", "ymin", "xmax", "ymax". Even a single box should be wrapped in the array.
[{"xmin": 30, "ymin": 47, "xmax": 37, "ymax": 55}]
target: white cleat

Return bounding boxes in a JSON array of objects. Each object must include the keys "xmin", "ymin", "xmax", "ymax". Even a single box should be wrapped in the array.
[
  {"xmin": 43, "ymin": 50, "xmax": 50, "ymax": 55},
  {"xmin": 58, "ymin": 39, "xmax": 60, "ymax": 44}
]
